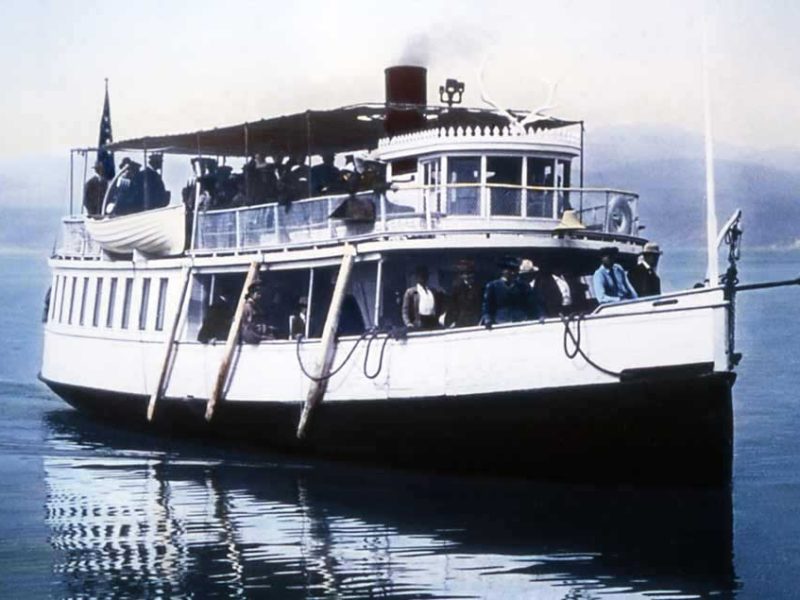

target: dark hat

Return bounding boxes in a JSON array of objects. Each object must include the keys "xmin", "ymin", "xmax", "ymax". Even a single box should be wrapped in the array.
[
  {"xmin": 147, "ymin": 153, "xmax": 163, "ymax": 169},
  {"xmin": 498, "ymin": 255, "xmax": 520, "ymax": 269},
  {"xmin": 120, "ymin": 157, "xmax": 141, "ymax": 171},
  {"xmin": 455, "ymin": 259, "xmax": 475, "ymax": 273},
  {"xmin": 599, "ymin": 246, "xmax": 619, "ymax": 257}
]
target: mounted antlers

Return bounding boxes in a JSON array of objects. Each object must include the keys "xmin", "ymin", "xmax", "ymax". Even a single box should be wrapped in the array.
[{"xmin": 477, "ymin": 58, "xmax": 559, "ymax": 134}]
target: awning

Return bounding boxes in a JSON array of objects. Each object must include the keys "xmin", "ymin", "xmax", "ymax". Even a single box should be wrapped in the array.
[{"xmin": 107, "ymin": 103, "xmax": 580, "ymax": 157}]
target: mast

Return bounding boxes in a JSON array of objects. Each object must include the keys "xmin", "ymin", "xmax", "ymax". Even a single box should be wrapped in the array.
[{"xmin": 703, "ymin": 14, "xmax": 719, "ymax": 286}]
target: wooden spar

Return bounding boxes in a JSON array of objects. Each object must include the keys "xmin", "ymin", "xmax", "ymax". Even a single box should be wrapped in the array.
[
  {"xmin": 296, "ymin": 244, "xmax": 357, "ymax": 439},
  {"xmin": 205, "ymin": 260, "xmax": 261, "ymax": 422},
  {"xmin": 147, "ymin": 266, "xmax": 193, "ymax": 422}
]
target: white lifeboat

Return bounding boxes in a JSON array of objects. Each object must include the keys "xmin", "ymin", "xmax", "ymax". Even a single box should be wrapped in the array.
[{"xmin": 84, "ymin": 204, "xmax": 186, "ymax": 257}]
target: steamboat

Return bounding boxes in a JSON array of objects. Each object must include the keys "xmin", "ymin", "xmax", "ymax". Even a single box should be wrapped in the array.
[{"xmin": 41, "ymin": 66, "xmax": 748, "ymax": 484}]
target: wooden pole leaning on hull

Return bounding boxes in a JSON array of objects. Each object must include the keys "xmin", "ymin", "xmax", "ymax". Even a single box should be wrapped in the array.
[
  {"xmin": 147, "ymin": 266, "xmax": 193, "ymax": 422},
  {"xmin": 205, "ymin": 260, "xmax": 261, "ymax": 422},
  {"xmin": 297, "ymin": 245, "xmax": 357, "ymax": 439}
]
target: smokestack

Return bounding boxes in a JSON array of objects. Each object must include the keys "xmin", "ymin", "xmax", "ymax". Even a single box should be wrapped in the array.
[{"xmin": 384, "ymin": 65, "xmax": 427, "ymax": 137}]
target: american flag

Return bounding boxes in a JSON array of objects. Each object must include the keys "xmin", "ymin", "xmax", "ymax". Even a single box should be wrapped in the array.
[{"xmin": 97, "ymin": 79, "xmax": 115, "ymax": 179}]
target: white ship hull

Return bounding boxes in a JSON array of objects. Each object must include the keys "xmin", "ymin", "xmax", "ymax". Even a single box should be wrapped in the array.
[{"xmin": 40, "ymin": 267, "xmax": 734, "ymax": 484}]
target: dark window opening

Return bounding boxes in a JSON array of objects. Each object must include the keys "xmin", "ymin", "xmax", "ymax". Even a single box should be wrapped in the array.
[
  {"xmin": 139, "ymin": 278, "xmax": 151, "ymax": 330},
  {"xmin": 92, "ymin": 278, "xmax": 103, "ymax": 327},
  {"xmin": 155, "ymin": 278, "xmax": 168, "ymax": 331}
]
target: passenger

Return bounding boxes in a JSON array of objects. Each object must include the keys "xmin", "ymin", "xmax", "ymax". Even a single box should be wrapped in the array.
[
  {"xmin": 517, "ymin": 259, "xmax": 545, "ymax": 320},
  {"xmin": 445, "ymin": 259, "xmax": 482, "ymax": 328},
  {"xmin": 229, "ymin": 176, "xmax": 248, "ymax": 208},
  {"xmin": 628, "ymin": 242, "xmax": 662, "ymax": 297},
  {"xmin": 246, "ymin": 153, "xmax": 277, "ymax": 204},
  {"xmin": 83, "ymin": 160, "xmax": 108, "ymax": 217},
  {"xmin": 481, "ymin": 257, "xmax": 527, "ymax": 327},
  {"xmin": 592, "ymin": 246, "xmax": 637, "ymax": 303},
  {"xmin": 241, "ymin": 284, "xmax": 274, "ymax": 344},
  {"xmin": 111, "ymin": 158, "xmax": 143, "ymax": 215},
  {"xmin": 402, "ymin": 265, "xmax": 441, "ymax": 330},
  {"xmin": 142, "ymin": 153, "xmax": 168, "ymax": 210},
  {"xmin": 536, "ymin": 265, "xmax": 575, "ymax": 317},
  {"xmin": 277, "ymin": 154, "xmax": 308, "ymax": 206},
  {"xmin": 289, "ymin": 296, "xmax": 308, "ymax": 339},
  {"xmin": 198, "ymin": 294, "xmax": 234, "ymax": 343},
  {"xmin": 310, "ymin": 153, "xmax": 340, "ymax": 195}
]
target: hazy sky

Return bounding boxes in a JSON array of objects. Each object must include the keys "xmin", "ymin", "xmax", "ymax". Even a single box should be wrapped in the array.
[{"xmin": 1, "ymin": 0, "xmax": 799, "ymax": 159}]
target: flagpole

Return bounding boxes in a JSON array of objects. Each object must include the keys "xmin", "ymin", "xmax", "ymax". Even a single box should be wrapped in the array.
[{"xmin": 703, "ymin": 13, "xmax": 719, "ymax": 286}]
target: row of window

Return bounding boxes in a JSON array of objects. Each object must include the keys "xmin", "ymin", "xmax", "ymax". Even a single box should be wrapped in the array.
[{"xmin": 49, "ymin": 273, "xmax": 169, "ymax": 332}]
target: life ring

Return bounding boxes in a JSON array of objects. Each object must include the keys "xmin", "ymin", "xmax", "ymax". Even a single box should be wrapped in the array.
[{"xmin": 606, "ymin": 196, "xmax": 633, "ymax": 235}]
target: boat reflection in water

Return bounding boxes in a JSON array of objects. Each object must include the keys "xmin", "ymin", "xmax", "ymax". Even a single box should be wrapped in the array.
[{"xmin": 43, "ymin": 409, "xmax": 737, "ymax": 599}]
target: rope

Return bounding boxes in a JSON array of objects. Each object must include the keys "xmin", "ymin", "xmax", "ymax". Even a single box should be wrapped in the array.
[
  {"xmin": 561, "ymin": 313, "xmax": 621, "ymax": 378},
  {"xmin": 295, "ymin": 330, "xmax": 371, "ymax": 382},
  {"xmin": 363, "ymin": 330, "xmax": 393, "ymax": 379},
  {"xmin": 296, "ymin": 326, "xmax": 404, "ymax": 382}
]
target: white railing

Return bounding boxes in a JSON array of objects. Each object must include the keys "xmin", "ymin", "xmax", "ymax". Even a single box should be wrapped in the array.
[
  {"xmin": 57, "ymin": 217, "xmax": 102, "ymax": 258},
  {"xmin": 191, "ymin": 186, "xmax": 639, "ymax": 253},
  {"xmin": 53, "ymin": 186, "xmax": 639, "ymax": 258}
]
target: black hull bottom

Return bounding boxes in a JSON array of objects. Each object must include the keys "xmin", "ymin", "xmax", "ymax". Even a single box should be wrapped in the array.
[{"xmin": 42, "ymin": 370, "xmax": 735, "ymax": 486}]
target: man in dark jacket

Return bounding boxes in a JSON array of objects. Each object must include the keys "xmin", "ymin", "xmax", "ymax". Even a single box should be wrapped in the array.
[
  {"xmin": 481, "ymin": 257, "xmax": 530, "ymax": 327},
  {"xmin": 628, "ymin": 242, "xmax": 662, "ymax": 297},
  {"xmin": 83, "ymin": 161, "xmax": 108, "ymax": 216},
  {"xmin": 445, "ymin": 259, "xmax": 482, "ymax": 328}
]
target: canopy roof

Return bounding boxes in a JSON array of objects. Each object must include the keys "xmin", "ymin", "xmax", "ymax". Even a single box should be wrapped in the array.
[{"xmin": 108, "ymin": 103, "xmax": 580, "ymax": 157}]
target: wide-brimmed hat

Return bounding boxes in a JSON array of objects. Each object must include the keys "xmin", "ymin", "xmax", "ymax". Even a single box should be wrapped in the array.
[
  {"xmin": 598, "ymin": 246, "xmax": 619, "ymax": 257},
  {"xmin": 642, "ymin": 242, "xmax": 662, "ymax": 255},
  {"xmin": 519, "ymin": 259, "xmax": 538, "ymax": 274}
]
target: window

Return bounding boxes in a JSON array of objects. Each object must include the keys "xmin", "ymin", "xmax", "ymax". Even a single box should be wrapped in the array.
[
  {"xmin": 155, "ymin": 278, "xmax": 168, "ymax": 331},
  {"xmin": 121, "ymin": 278, "xmax": 133, "ymax": 329},
  {"xmin": 92, "ymin": 278, "xmax": 103, "ymax": 327},
  {"xmin": 106, "ymin": 278, "xmax": 117, "ymax": 328},
  {"xmin": 58, "ymin": 276, "xmax": 68, "ymax": 323},
  {"xmin": 67, "ymin": 277, "xmax": 77, "ymax": 324},
  {"xmin": 486, "ymin": 156, "xmax": 522, "ymax": 216},
  {"xmin": 526, "ymin": 158, "xmax": 554, "ymax": 217},
  {"xmin": 51, "ymin": 276, "xmax": 60, "ymax": 322},
  {"xmin": 446, "ymin": 156, "xmax": 481, "ymax": 215},
  {"xmin": 390, "ymin": 157, "xmax": 417, "ymax": 178},
  {"xmin": 79, "ymin": 277, "xmax": 89, "ymax": 326},
  {"xmin": 139, "ymin": 278, "xmax": 151, "ymax": 330}
]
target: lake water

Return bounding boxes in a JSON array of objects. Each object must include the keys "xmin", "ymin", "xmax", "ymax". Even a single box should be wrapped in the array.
[{"xmin": 1, "ymin": 248, "xmax": 799, "ymax": 599}]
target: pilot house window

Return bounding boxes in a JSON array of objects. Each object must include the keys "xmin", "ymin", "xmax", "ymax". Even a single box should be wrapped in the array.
[
  {"xmin": 486, "ymin": 156, "xmax": 522, "ymax": 216},
  {"xmin": 447, "ymin": 156, "xmax": 480, "ymax": 215}
]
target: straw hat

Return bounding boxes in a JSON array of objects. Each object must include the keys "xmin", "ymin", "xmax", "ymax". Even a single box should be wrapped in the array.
[
  {"xmin": 642, "ymin": 242, "xmax": 662, "ymax": 255},
  {"xmin": 519, "ymin": 259, "xmax": 538, "ymax": 274}
]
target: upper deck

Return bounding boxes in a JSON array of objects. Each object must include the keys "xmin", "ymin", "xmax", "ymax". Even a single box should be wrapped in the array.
[{"xmin": 55, "ymin": 66, "xmax": 644, "ymax": 263}]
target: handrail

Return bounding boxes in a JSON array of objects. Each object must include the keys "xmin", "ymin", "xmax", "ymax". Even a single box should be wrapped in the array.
[{"xmin": 56, "ymin": 184, "xmax": 640, "ymax": 258}]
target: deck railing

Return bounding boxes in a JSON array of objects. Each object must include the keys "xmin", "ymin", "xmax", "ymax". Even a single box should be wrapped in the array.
[
  {"xmin": 192, "ymin": 185, "xmax": 638, "ymax": 252},
  {"xmin": 57, "ymin": 217, "xmax": 102, "ymax": 258},
  {"xmin": 55, "ymin": 185, "xmax": 638, "ymax": 258}
]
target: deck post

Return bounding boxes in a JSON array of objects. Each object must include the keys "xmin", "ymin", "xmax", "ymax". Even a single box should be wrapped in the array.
[
  {"xmin": 147, "ymin": 266, "xmax": 193, "ymax": 421},
  {"xmin": 205, "ymin": 260, "xmax": 261, "ymax": 422},
  {"xmin": 297, "ymin": 244, "xmax": 357, "ymax": 439}
]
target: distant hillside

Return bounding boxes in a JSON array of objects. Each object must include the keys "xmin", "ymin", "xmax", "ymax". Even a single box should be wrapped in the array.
[
  {"xmin": 589, "ymin": 158, "xmax": 800, "ymax": 248},
  {"xmin": 585, "ymin": 126, "xmax": 800, "ymax": 249}
]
